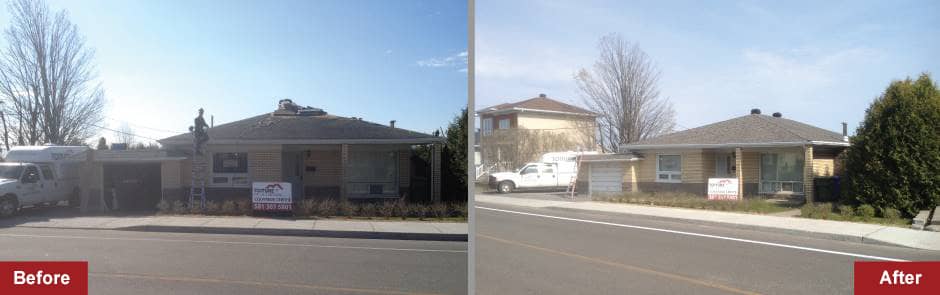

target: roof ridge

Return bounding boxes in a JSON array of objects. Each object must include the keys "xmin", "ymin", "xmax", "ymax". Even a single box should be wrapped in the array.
[{"xmin": 757, "ymin": 115, "xmax": 815, "ymax": 142}]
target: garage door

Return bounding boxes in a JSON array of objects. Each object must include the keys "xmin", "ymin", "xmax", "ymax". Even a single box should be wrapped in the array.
[{"xmin": 590, "ymin": 163, "xmax": 623, "ymax": 193}]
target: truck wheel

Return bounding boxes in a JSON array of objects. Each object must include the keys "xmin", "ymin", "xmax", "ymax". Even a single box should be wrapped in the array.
[
  {"xmin": 0, "ymin": 195, "xmax": 18, "ymax": 217},
  {"xmin": 68, "ymin": 188, "xmax": 81, "ymax": 208},
  {"xmin": 498, "ymin": 181, "xmax": 515, "ymax": 194}
]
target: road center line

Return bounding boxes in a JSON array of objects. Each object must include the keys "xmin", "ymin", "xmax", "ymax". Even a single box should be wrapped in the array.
[
  {"xmin": 477, "ymin": 206, "xmax": 907, "ymax": 262},
  {"xmin": 0, "ymin": 233, "xmax": 467, "ymax": 254},
  {"xmin": 90, "ymin": 272, "xmax": 440, "ymax": 295},
  {"xmin": 479, "ymin": 234, "xmax": 761, "ymax": 295}
]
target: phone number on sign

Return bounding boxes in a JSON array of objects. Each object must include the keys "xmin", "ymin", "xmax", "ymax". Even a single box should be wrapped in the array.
[{"xmin": 252, "ymin": 203, "xmax": 292, "ymax": 210}]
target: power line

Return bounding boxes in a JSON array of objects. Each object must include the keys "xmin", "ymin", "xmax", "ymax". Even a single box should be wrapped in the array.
[
  {"xmin": 92, "ymin": 123, "xmax": 162, "ymax": 142},
  {"xmin": 103, "ymin": 116, "xmax": 185, "ymax": 134}
]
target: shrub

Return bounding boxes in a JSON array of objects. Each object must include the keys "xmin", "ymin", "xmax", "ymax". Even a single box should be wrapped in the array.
[
  {"xmin": 171, "ymin": 200, "xmax": 187, "ymax": 214},
  {"xmin": 815, "ymin": 203, "xmax": 833, "ymax": 219},
  {"xmin": 838, "ymin": 205, "xmax": 854, "ymax": 219},
  {"xmin": 318, "ymin": 199, "xmax": 336, "ymax": 217},
  {"xmin": 800, "ymin": 203, "xmax": 816, "ymax": 218},
  {"xmin": 430, "ymin": 203, "xmax": 448, "ymax": 220},
  {"xmin": 337, "ymin": 201, "xmax": 356, "ymax": 217},
  {"xmin": 156, "ymin": 200, "xmax": 170, "ymax": 213},
  {"xmin": 301, "ymin": 199, "xmax": 319, "ymax": 216},
  {"xmin": 843, "ymin": 74, "xmax": 940, "ymax": 217},
  {"xmin": 377, "ymin": 202, "xmax": 395, "ymax": 219},
  {"xmin": 221, "ymin": 200, "xmax": 238, "ymax": 215},
  {"xmin": 359, "ymin": 203, "xmax": 377, "ymax": 218},
  {"xmin": 204, "ymin": 201, "xmax": 221, "ymax": 214},
  {"xmin": 856, "ymin": 204, "xmax": 876, "ymax": 221},
  {"xmin": 882, "ymin": 207, "xmax": 901, "ymax": 220},
  {"xmin": 235, "ymin": 200, "xmax": 252, "ymax": 215}
]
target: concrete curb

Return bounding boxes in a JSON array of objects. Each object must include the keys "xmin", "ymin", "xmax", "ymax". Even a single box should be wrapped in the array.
[
  {"xmin": 119, "ymin": 225, "xmax": 469, "ymax": 241},
  {"xmin": 541, "ymin": 206, "xmax": 904, "ymax": 248}
]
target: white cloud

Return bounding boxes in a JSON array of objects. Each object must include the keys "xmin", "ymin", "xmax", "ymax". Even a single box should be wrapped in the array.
[{"xmin": 417, "ymin": 51, "xmax": 468, "ymax": 69}]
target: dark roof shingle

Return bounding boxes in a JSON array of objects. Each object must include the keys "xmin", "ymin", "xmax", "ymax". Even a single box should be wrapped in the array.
[
  {"xmin": 159, "ymin": 113, "xmax": 438, "ymax": 144},
  {"xmin": 625, "ymin": 114, "xmax": 845, "ymax": 147}
]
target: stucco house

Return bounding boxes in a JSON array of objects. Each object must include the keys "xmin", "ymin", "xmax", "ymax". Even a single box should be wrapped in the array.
[
  {"xmin": 150, "ymin": 99, "xmax": 444, "ymax": 204},
  {"xmin": 581, "ymin": 109, "xmax": 849, "ymax": 200},
  {"xmin": 477, "ymin": 94, "xmax": 597, "ymax": 172}
]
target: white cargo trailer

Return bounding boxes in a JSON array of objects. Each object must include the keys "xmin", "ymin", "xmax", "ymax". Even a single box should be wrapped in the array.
[{"xmin": 0, "ymin": 146, "xmax": 89, "ymax": 217}]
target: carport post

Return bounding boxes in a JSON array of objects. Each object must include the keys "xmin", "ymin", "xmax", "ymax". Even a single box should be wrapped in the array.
[
  {"xmin": 735, "ymin": 147, "xmax": 744, "ymax": 199},
  {"xmin": 340, "ymin": 144, "xmax": 348, "ymax": 202}
]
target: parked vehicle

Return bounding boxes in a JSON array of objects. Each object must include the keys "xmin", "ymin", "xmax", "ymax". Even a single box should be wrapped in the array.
[
  {"xmin": 0, "ymin": 146, "xmax": 89, "ymax": 217},
  {"xmin": 487, "ymin": 151, "xmax": 597, "ymax": 193}
]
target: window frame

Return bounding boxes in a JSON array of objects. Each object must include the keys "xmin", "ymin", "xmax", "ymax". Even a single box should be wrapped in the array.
[
  {"xmin": 758, "ymin": 151, "xmax": 805, "ymax": 194},
  {"xmin": 482, "ymin": 118, "xmax": 494, "ymax": 135},
  {"xmin": 498, "ymin": 118, "xmax": 510, "ymax": 129},
  {"xmin": 209, "ymin": 152, "xmax": 250, "ymax": 188},
  {"xmin": 655, "ymin": 154, "xmax": 682, "ymax": 183}
]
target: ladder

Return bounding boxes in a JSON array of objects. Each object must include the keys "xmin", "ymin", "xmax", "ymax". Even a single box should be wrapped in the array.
[
  {"xmin": 566, "ymin": 155, "xmax": 583, "ymax": 198},
  {"xmin": 189, "ymin": 138, "xmax": 207, "ymax": 209},
  {"xmin": 189, "ymin": 179, "xmax": 205, "ymax": 209}
]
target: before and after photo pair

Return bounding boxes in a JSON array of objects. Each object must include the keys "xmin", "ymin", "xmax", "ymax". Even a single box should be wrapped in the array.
[{"xmin": 0, "ymin": 0, "xmax": 938, "ymax": 294}]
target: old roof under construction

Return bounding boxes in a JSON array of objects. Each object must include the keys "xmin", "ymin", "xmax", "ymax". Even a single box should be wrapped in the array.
[{"xmin": 159, "ymin": 100, "xmax": 441, "ymax": 145}]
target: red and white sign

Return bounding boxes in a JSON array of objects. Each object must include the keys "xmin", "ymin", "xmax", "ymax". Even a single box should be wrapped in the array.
[
  {"xmin": 855, "ymin": 261, "xmax": 940, "ymax": 294},
  {"xmin": 707, "ymin": 178, "xmax": 739, "ymax": 200},
  {"xmin": 252, "ymin": 182, "xmax": 292, "ymax": 211},
  {"xmin": 1, "ymin": 261, "xmax": 87, "ymax": 295}
]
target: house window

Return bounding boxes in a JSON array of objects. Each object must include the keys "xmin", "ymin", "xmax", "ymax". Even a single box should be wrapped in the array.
[
  {"xmin": 482, "ymin": 118, "xmax": 493, "ymax": 135},
  {"xmin": 656, "ymin": 154, "xmax": 681, "ymax": 183},
  {"xmin": 213, "ymin": 153, "xmax": 248, "ymax": 173},
  {"xmin": 498, "ymin": 118, "xmax": 510, "ymax": 129},
  {"xmin": 346, "ymin": 150, "xmax": 398, "ymax": 197},
  {"xmin": 211, "ymin": 152, "xmax": 249, "ymax": 187},
  {"xmin": 759, "ymin": 152, "xmax": 804, "ymax": 194}
]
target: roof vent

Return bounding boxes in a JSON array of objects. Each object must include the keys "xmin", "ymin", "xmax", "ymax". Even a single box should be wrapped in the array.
[
  {"xmin": 772, "ymin": 112, "xmax": 782, "ymax": 118},
  {"xmin": 750, "ymin": 108, "xmax": 761, "ymax": 115},
  {"xmin": 539, "ymin": 93, "xmax": 547, "ymax": 98},
  {"xmin": 297, "ymin": 106, "xmax": 326, "ymax": 116}
]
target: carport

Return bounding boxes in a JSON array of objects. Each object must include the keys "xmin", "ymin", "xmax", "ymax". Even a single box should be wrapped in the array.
[{"xmin": 81, "ymin": 150, "xmax": 185, "ymax": 212}]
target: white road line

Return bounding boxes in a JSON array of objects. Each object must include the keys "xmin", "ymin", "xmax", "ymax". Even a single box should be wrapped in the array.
[
  {"xmin": 477, "ymin": 206, "xmax": 908, "ymax": 262},
  {"xmin": 0, "ymin": 233, "xmax": 467, "ymax": 254}
]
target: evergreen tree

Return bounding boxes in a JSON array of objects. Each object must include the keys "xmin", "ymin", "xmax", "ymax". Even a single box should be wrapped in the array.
[
  {"xmin": 441, "ymin": 108, "xmax": 468, "ymax": 202},
  {"xmin": 844, "ymin": 74, "xmax": 940, "ymax": 217}
]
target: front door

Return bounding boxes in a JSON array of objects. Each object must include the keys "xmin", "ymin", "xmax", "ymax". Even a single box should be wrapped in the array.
[
  {"xmin": 715, "ymin": 153, "xmax": 735, "ymax": 178},
  {"xmin": 282, "ymin": 151, "xmax": 304, "ymax": 201}
]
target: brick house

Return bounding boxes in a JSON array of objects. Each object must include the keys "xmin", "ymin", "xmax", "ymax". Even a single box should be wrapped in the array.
[
  {"xmin": 580, "ymin": 109, "xmax": 849, "ymax": 201},
  {"xmin": 154, "ymin": 99, "xmax": 443, "ymax": 203},
  {"xmin": 477, "ymin": 94, "xmax": 597, "ymax": 172}
]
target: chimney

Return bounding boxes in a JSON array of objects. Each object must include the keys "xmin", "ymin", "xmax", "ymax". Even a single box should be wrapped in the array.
[
  {"xmin": 539, "ymin": 93, "xmax": 547, "ymax": 98},
  {"xmin": 750, "ymin": 108, "xmax": 761, "ymax": 115},
  {"xmin": 772, "ymin": 112, "xmax": 782, "ymax": 118},
  {"xmin": 390, "ymin": 120, "xmax": 396, "ymax": 128},
  {"xmin": 842, "ymin": 122, "xmax": 848, "ymax": 141}
]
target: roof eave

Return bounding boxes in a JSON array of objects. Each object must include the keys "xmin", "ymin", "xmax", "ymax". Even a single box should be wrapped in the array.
[
  {"xmin": 623, "ymin": 141, "xmax": 850, "ymax": 150},
  {"xmin": 159, "ymin": 138, "xmax": 445, "ymax": 146},
  {"xmin": 477, "ymin": 107, "xmax": 595, "ymax": 117}
]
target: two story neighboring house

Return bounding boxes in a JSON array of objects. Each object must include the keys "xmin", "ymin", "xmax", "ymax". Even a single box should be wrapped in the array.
[{"xmin": 477, "ymin": 94, "xmax": 597, "ymax": 173}]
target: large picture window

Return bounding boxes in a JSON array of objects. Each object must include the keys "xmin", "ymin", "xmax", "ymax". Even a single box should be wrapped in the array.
[
  {"xmin": 656, "ymin": 154, "xmax": 681, "ymax": 183},
  {"xmin": 346, "ymin": 150, "xmax": 398, "ymax": 197},
  {"xmin": 213, "ymin": 153, "xmax": 248, "ymax": 173},
  {"xmin": 760, "ymin": 152, "xmax": 804, "ymax": 193}
]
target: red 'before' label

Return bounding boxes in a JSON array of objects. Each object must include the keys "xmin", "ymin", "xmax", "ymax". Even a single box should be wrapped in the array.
[
  {"xmin": 0, "ymin": 261, "xmax": 87, "ymax": 295},
  {"xmin": 855, "ymin": 261, "xmax": 940, "ymax": 295}
]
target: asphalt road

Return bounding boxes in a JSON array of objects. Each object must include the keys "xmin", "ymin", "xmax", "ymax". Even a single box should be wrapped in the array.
[
  {"xmin": 475, "ymin": 202, "xmax": 940, "ymax": 295},
  {"xmin": 0, "ymin": 226, "xmax": 467, "ymax": 294}
]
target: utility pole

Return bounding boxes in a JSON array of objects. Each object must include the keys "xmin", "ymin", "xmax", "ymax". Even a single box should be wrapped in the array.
[{"xmin": 0, "ymin": 101, "xmax": 9, "ymax": 152}]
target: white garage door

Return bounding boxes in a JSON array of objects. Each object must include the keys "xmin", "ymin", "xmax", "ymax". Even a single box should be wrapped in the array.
[{"xmin": 590, "ymin": 163, "xmax": 623, "ymax": 194}]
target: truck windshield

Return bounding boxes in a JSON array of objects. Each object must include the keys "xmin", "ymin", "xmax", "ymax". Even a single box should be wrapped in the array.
[{"xmin": 0, "ymin": 166, "xmax": 24, "ymax": 180}]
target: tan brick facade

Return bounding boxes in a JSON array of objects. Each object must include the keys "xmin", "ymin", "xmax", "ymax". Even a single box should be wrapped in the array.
[{"xmin": 249, "ymin": 152, "xmax": 282, "ymax": 182}]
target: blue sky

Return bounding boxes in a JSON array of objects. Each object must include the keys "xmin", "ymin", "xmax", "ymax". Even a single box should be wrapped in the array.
[
  {"xmin": 476, "ymin": 0, "xmax": 939, "ymax": 135},
  {"xmin": 0, "ymin": 0, "xmax": 467, "ymax": 144}
]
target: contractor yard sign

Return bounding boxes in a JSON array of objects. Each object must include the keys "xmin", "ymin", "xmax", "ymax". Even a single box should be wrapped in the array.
[
  {"xmin": 252, "ymin": 182, "xmax": 293, "ymax": 211},
  {"xmin": 707, "ymin": 178, "xmax": 739, "ymax": 200}
]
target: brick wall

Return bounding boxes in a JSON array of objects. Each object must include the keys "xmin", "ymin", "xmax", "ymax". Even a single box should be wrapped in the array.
[{"xmin": 249, "ymin": 152, "xmax": 282, "ymax": 182}]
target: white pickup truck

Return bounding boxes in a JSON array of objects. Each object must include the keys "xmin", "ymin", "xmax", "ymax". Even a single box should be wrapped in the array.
[
  {"xmin": 488, "ymin": 162, "xmax": 578, "ymax": 193},
  {"xmin": 0, "ymin": 146, "xmax": 88, "ymax": 217}
]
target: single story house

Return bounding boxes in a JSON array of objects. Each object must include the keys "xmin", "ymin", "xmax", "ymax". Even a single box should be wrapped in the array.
[
  {"xmin": 581, "ymin": 109, "xmax": 849, "ymax": 200},
  {"xmin": 144, "ymin": 99, "xmax": 444, "ymax": 205}
]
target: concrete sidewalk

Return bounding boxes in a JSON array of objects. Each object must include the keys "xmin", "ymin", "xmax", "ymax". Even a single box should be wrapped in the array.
[
  {"xmin": 476, "ymin": 194, "xmax": 940, "ymax": 251},
  {"xmin": 4, "ymin": 214, "xmax": 468, "ymax": 241}
]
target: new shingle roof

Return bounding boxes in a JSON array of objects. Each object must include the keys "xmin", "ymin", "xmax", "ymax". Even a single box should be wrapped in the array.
[
  {"xmin": 477, "ymin": 95, "xmax": 596, "ymax": 116},
  {"xmin": 624, "ymin": 114, "xmax": 846, "ymax": 148},
  {"xmin": 159, "ymin": 112, "xmax": 440, "ymax": 144}
]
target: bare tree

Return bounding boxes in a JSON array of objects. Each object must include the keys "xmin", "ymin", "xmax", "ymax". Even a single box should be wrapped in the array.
[
  {"xmin": 576, "ymin": 33, "xmax": 675, "ymax": 152},
  {"xmin": 114, "ymin": 122, "xmax": 134, "ymax": 145},
  {"xmin": 0, "ymin": 0, "xmax": 105, "ymax": 146}
]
